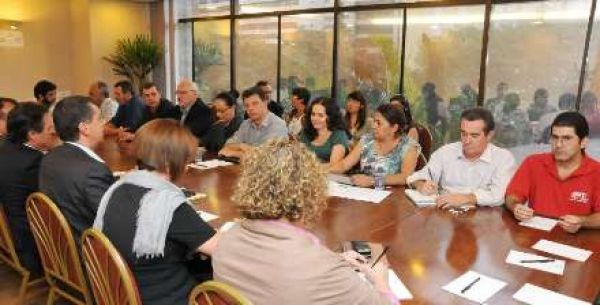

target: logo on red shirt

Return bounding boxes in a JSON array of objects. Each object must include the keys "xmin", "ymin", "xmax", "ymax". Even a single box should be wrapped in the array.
[{"xmin": 569, "ymin": 191, "xmax": 589, "ymax": 204}]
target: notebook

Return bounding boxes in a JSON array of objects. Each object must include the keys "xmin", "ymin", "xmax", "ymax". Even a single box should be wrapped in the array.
[{"xmin": 404, "ymin": 189, "xmax": 436, "ymax": 207}]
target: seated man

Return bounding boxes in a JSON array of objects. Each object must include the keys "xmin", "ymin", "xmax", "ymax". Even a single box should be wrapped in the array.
[
  {"xmin": 407, "ymin": 107, "xmax": 516, "ymax": 208},
  {"xmin": 88, "ymin": 81, "xmax": 118, "ymax": 122},
  {"xmin": 219, "ymin": 86, "xmax": 288, "ymax": 159},
  {"xmin": 104, "ymin": 80, "xmax": 145, "ymax": 136},
  {"xmin": 0, "ymin": 102, "xmax": 56, "ymax": 276},
  {"xmin": 33, "ymin": 80, "xmax": 57, "ymax": 110},
  {"xmin": 118, "ymin": 82, "xmax": 178, "ymax": 142},
  {"xmin": 506, "ymin": 112, "xmax": 600, "ymax": 233},
  {"xmin": 175, "ymin": 79, "xmax": 213, "ymax": 143},
  {"xmin": 40, "ymin": 96, "xmax": 115, "ymax": 241}
]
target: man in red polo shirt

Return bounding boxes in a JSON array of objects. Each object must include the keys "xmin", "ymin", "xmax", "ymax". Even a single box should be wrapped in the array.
[{"xmin": 506, "ymin": 112, "xmax": 600, "ymax": 233}]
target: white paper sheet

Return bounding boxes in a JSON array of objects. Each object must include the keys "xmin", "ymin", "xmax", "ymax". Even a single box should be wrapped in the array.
[
  {"xmin": 220, "ymin": 221, "xmax": 236, "ymax": 232},
  {"xmin": 328, "ymin": 181, "xmax": 391, "ymax": 203},
  {"xmin": 388, "ymin": 270, "xmax": 413, "ymax": 300},
  {"xmin": 442, "ymin": 270, "xmax": 507, "ymax": 304},
  {"xmin": 532, "ymin": 239, "xmax": 593, "ymax": 262},
  {"xmin": 505, "ymin": 250, "xmax": 565, "ymax": 275},
  {"xmin": 404, "ymin": 189, "xmax": 436, "ymax": 207},
  {"xmin": 327, "ymin": 174, "xmax": 353, "ymax": 185},
  {"xmin": 513, "ymin": 283, "xmax": 591, "ymax": 305},
  {"xmin": 197, "ymin": 211, "xmax": 219, "ymax": 222},
  {"xmin": 519, "ymin": 216, "xmax": 558, "ymax": 231},
  {"xmin": 188, "ymin": 159, "xmax": 234, "ymax": 170}
]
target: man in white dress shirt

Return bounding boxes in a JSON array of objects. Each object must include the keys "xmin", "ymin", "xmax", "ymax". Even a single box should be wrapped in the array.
[
  {"xmin": 89, "ymin": 81, "xmax": 118, "ymax": 122},
  {"xmin": 407, "ymin": 107, "xmax": 516, "ymax": 208}
]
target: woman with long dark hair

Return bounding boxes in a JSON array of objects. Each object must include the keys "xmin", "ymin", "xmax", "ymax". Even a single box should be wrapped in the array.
[{"xmin": 345, "ymin": 91, "xmax": 372, "ymax": 147}]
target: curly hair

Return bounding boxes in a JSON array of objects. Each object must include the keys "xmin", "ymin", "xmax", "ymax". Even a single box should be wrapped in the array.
[
  {"xmin": 302, "ymin": 97, "xmax": 348, "ymax": 141},
  {"xmin": 232, "ymin": 139, "xmax": 328, "ymax": 227}
]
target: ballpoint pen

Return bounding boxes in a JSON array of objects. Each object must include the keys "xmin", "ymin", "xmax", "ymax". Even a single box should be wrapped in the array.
[
  {"xmin": 519, "ymin": 259, "xmax": 555, "ymax": 263},
  {"xmin": 460, "ymin": 276, "xmax": 481, "ymax": 294},
  {"xmin": 370, "ymin": 246, "xmax": 389, "ymax": 268}
]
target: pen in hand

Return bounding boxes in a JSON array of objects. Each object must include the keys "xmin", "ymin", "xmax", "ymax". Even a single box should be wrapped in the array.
[
  {"xmin": 460, "ymin": 276, "xmax": 481, "ymax": 294},
  {"xmin": 370, "ymin": 246, "xmax": 389, "ymax": 268}
]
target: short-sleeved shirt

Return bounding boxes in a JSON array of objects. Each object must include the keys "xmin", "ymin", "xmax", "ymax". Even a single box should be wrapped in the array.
[
  {"xmin": 110, "ymin": 96, "xmax": 146, "ymax": 131},
  {"xmin": 299, "ymin": 129, "xmax": 349, "ymax": 162},
  {"xmin": 506, "ymin": 153, "xmax": 600, "ymax": 218},
  {"xmin": 100, "ymin": 184, "xmax": 215, "ymax": 305},
  {"xmin": 226, "ymin": 112, "xmax": 288, "ymax": 146},
  {"xmin": 359, "ymin": 134, "xmax": 419, "ymax": 175}
]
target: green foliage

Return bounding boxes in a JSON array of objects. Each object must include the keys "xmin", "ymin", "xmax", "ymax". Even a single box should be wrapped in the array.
[
  {"xmin": 103, "ymin": 35, "xmax": 162, "ymax": 92},
  {"xmin": 193, "ymin": 39, "xmax": 223, "ymax": 86}
]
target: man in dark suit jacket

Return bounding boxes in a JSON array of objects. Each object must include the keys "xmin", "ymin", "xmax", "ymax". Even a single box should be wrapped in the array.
[
  {"xmin": 175, "ymin": 79, "xmax": 214, "ymax": 144},
  {"xmin": 40, "ymin": 96, "xmax": 114, "ymax": 242},
  {"xmin": 0, "ymin": 102, "xmax": 57, "ymax": 275}
]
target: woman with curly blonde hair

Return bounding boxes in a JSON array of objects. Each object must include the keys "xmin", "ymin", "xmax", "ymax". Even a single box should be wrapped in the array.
[{"xmin": 212, "ymin": 139, "xmax": 397, "ymax": 305}]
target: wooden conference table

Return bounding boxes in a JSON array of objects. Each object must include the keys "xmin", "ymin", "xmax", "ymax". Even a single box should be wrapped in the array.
[{"xmin": 96, "ymin": 137, "xmax": 600, "ymax": 305}]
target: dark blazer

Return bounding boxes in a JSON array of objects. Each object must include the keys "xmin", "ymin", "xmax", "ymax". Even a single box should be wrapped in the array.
[
  {"xmin": 176, "ymin": 98, "xmax": 214, "ymax": 144},
  {"xmin": 39, "ymin": 143, "xmax": 115, "ymax": 242},
  {"xmin": 0, "ymin": 140, "xmax": 44, "ymax": 274},
  {"xmin": 134, "ymin": 98, "xmax": 179, "ymax": 131},
  {"xmin": 200, "ymin": 114, "xmax": 243, "ymax": 153}
]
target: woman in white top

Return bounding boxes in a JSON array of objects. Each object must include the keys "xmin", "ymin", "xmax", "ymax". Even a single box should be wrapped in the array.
[{"xmin": 285, "ymin": 87, "xmax": 311, "ymax": 137}]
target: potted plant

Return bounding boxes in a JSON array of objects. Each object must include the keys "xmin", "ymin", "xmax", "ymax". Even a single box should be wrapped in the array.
[{"xmin": 104, "ymin": 34, "xmax": 162, "ymax": 93}]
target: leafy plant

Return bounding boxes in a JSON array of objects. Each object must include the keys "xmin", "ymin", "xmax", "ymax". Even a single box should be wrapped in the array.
[
  {"xmin": 193, "ymin": 39, "xmax": 223, "ymax": 85},
  {"xmin": 103, "ymin": 35, "xmax": 162, "ymax": 93}
]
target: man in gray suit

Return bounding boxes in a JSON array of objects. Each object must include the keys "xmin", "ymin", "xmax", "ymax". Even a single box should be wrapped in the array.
[{"xmin": 40, "ymin": 96, "xmax": 114, "ymax": 241}]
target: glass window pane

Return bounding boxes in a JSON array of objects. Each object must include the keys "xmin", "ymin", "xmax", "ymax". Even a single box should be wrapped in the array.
[
  {"xmin": 582, "ymin": 4, "xmax": 600, "ymax": 158},
  {"xmin": 239, "ymin": 0, "xmax": 333, "ymax": 14},
  {"xmin": 404, "ymin": 5, "xmax": 484, "ymax": 148},
  {"xmin": 176, "ymin": 22, "xmax": 194, "ymax": 85},
  {"xmin": 338, "ymin": 9, "xmax": 403, "ymax": 110},
  {"xmin": 341, "ymin": 0, "xmax": 411, "ymax": 5},
  {"xmin": 235, "ymin": 18, "xmax": 278, "ymax": 96},
  {"xmin": 193, "ymin": 20, "xmax": 231, "ymax": 102},
  {"xmin": 485, "ymin": 1, "xmax": 590, "ymax": 162},
  {"xmin": 176, "ymin": 0, "xmax": 230, "ymax": 19},
  {"xmin": 281, "ymin": 14, "xmax": 334, "ymax": 102}
]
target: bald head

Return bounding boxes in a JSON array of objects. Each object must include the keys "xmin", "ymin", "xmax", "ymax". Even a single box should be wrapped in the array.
[{"xmin": 175, "ymin": 79, "xmax": 199, "ymax": 108}]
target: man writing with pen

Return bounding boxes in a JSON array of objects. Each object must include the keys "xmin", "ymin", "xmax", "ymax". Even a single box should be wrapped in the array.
[
  {"xmin": 505, "ymin": 112, "xmax": 600, "ymax": 233},
  {"xmin": 406, "ymin": 108, "xmax": 516, "ymax": 209}
]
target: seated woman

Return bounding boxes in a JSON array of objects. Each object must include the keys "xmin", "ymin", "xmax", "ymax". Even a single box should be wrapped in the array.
[
  {"xmin": 213, "ymin": 139, "xmax": 397, "ymax": 305},
  {"xmin": 201, "ymin": 91, "xmax": 243, "ymax": 152},
  {"xmin": 345, "ymin": 91, "xmax": 372, "ymax": 148},
  {"xmin": 390, "ymin": 94, "xmax": 419, "ymax": 142},
  {"xmin": 298, "ymin": 97, "xmax": 349, "ymax": 164},
  {"xmin": 94, "ymin": 119, "xmax": 220, "ymax": 305},
  {"xmin": 285, "ymin": 87, "xmax": 310, "ymax": 137},
  {"xmin": 330, "ymin": 104, "xmax": 420, "ymax": 187}
]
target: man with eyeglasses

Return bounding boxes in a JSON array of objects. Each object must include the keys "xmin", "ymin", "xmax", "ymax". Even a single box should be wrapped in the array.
[
  {"xmin": 175, "ymin": 79, "xmax": 213, "ymax": 144},
  {"xmin": 506, "ymin": 112, "xmax": 600, "ymax": 233}
]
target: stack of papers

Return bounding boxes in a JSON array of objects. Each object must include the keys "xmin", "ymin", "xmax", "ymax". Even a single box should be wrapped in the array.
[
  {"xmin": 388, "ymin": 270, "xmax": 413, "ymax": 300},
  {"xmin": 328, "ymin": 181, "xmax": 391, "ymax": 203},
  {"xmin": 188, "ymin": 159, "xmax": 234, "ymax": 170},
  {"xmin": 505, "ymin": 250, "xmax": 565, "ymax": 275},
  {"xmin": 519, "ymin": 216, "xmax": 558, "ymax": 231},
  {"xmin": 442, "ymin": 270, "xmax": 507, "ymax": 303},
  {"xmin": 532, "ymin": 239, "xmax": 593, "ymax": 262},
  {"xmin": 197, "ymin": 211, "xmax": 219, "ymax": 222},
  {"xmin": 404, "ymin": 189, "xmax": 436, "ymax": 207},
  {"xmin": 513, "ymin": 283, "xmax": 592, "ymax": 305}
]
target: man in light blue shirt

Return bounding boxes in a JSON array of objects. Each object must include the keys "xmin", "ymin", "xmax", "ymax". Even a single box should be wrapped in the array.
[{"xmin": 219, "ymin": 86, "xmax": 288, "ymax": 158}]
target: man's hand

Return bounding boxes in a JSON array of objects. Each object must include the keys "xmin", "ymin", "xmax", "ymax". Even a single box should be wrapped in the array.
[
  {"xmin": 513, "ymin": 204, "xmax": 534, "ymax": 221},
  {"xmin": 559, "ymin": 215, "xmax": 585, "ymax": 233},
  {"xmin": 415, "ymin": 180, "xmax": 438, "ymax": 195},
  {"xmin": 436, "ymin": 193, "xmax": 476, "ymax": 209},
  {"xmin": 351, "ymin": 174, "xmax": 374, "ymax": 187}
]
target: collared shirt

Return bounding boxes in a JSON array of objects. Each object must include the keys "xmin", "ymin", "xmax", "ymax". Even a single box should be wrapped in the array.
[
  {"xmin": 100, "ymin": 98, "xmax": 119, "ymax": 122},
  {"xmin": 66, "ymin": 142, "xmax": 104, "ymax": 164},
  {"xmin": 506, "ymin": 153, "xmax": 600, "ymax": 218},
  {"xmin": 110, "ymin": 96, "xmax": 145, "ymax": 130},
  {"xmin": 407, "ymin": 142, "xmax": 516, "ymax": 206},
  {"xmin": 226, "ymin": 112, "xmax": 288, "ymax": 146}
]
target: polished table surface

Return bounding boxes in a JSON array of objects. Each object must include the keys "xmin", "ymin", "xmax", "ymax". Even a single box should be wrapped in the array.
[{"xmin": 96, "ymin": 137, "xmax": 600, "ymax": 305}]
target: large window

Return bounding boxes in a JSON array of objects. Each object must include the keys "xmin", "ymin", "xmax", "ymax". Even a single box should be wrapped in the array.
[
  {"xmin": 193, "ymin": 20, "xmax": 231, "ymax": 102},
  {"xmin": 177, "ymin": 0, "xmax": 230, "ymax": 19},
  {"xmin": 239, "ymin": 0, "xmax": 334, "ymax": 14},
  {"xmin": 338, "ymin": 9, "xmax": 403, "ymax": 109},
  {"xmin": 235, "ymin": 17, "xmax": 278, "ymax": 93},
  {"xmin": 281, "ymin": 14, "xmax": 334, "ymax": 100},
  {"xmin": 583, "ymin": 4, "xmax": 600, "ymax": 158},
  {"xmin": 404, "ymin": 5, "xmax": 485, "ymax": 147},
  {"xmin": 485, "ymin": 1, "xmax": 591, "ymax": 162}
]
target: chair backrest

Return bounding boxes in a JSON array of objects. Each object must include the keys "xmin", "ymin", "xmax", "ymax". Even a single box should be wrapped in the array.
[
  {"xmin": 415, "ymin": 123, "xmax": 433, "ymax": 171},
  {"xmin": 26, "ymin": 192, "xmax": 92, "ymax": 304},
  {"xmin": 0, "ymin": 204, "xmax": 23, "ymax": 271},
  {"xmin": 81, "ymin": 228, "xmax": 142, "ymax": 305},
  {"xmin": 189, "ymin": 281, "xmax": 252, "ymax": 305}
]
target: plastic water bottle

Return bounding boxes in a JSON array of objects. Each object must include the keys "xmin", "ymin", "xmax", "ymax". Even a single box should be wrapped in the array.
[{"xmin": 373, "ymin": 167, "xmax": 385, "ymax": 190}]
